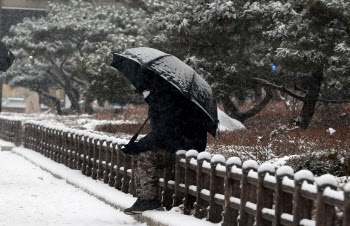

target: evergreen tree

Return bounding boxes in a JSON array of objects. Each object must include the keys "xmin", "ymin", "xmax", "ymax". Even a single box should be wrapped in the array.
[
  {"xmin": 2, "ymin": 0, "xmax": 146, "ymax": 114},
  {"xmin": 266, "ymin": 0, "xmax": 350, "ymax": 128},
  {"xmin": 146, "ymin": 0, "xmax": 291, "ymax": 122}
]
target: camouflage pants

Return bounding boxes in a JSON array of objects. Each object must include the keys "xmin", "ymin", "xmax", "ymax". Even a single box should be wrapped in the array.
[{"xmin": 134, "ymin": 148, "xmax": 174, "ymax": 200}]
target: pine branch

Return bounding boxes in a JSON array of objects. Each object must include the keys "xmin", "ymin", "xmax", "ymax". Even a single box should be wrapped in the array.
[
  {"xmin": 252, "ymin": 77, "xmax": 350, "ymax": 104},
  {"xmin": 252, "ymin": 77, "xmax": 306, "ymax": 101}
]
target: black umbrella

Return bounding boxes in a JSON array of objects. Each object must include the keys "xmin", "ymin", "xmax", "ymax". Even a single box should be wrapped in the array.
[
  {"xmin": 111, "ymin": 47, "xmax": 218, "ymax": 137},
  {"xmin": 0, "ymin": 41, "xmax": 15, "ymax": 72}
]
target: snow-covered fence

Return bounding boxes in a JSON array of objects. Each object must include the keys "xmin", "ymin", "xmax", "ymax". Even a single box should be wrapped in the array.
[
  {"xmin": 161, "ymin": 150, "xmax": 350, "ymax": 226},
  {"xmin": 0, "ymin": 117, "xmax": 22, "ymax": 146},
  {"xmin": 1, "ymin": 118, "xmax": 350, "ymax": 225}
]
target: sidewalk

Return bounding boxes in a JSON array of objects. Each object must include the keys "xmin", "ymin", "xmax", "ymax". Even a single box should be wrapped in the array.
[{"xmin": 0, "ymin": 151, "xmax": 145, "ymax": 226}]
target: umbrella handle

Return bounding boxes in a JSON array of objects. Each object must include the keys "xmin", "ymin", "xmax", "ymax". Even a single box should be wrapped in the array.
[{"xmin": 127, "ymin": 113, "xmax": 152, "ymax": 145}]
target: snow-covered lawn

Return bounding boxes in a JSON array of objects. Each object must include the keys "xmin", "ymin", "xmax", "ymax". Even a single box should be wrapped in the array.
[{"xmin": 0, "ymin": 151, "xmax": 145, "ymax": 226}]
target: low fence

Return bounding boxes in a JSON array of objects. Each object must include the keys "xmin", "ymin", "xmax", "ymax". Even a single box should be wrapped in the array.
[
  {"xmin": 0, "ymin": 117, "xmax": 22, "ymax": 146},
  {"xmin": 1, "ymin": 118, "xmax": 350, "ymax": 226}
]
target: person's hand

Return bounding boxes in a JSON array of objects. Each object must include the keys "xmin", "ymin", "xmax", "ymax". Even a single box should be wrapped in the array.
[{"xmin": 120, "ymin": 143, "xmax": 138, "ymax": 156}]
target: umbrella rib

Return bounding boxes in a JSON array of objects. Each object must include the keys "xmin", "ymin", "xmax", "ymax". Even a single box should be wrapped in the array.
[
  {"xmin": 188, "ymin": 71, "xmax": 196, "ymax": 98},
  {"xmin": 143, "ymin": 54, "xmax": 172, "ymax": 67}
]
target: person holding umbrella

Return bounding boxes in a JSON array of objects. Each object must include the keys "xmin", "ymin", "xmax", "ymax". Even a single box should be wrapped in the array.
[{"xmin": 111, "ymin": 47, "xmax": 218, "ymax": 214}]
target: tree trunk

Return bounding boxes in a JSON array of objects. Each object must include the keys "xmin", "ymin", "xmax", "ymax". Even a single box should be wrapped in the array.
[
  {"xmin": 295, "ymin": 68, "xmax": 323, "ymax": 129},
  {"xmin": 35, "ymin": 89, "xmax": 62, "ymax": 115},
  {"xmin": 65, "ymin": 89, "xmax": 80, "ymax": 114},
  {"xmin": 64, "ymin": 79, "xmax": 81, "ymax": 114},
  {"xmin": 83, "ymin": 97, "xmax": 94, "ymax": 115},
  {"xmin": 221, "ymin": 88, "xmax": 273, "ymax": 123}
]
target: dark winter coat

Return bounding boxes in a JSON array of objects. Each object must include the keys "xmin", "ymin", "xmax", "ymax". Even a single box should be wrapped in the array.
[
  {"xmin": 0, "ymin": 41, "xmax": 15, "ymax": 72},
  {"xmin": 129, "ymin": 88, "xmax": 208, "ymax": 155}
]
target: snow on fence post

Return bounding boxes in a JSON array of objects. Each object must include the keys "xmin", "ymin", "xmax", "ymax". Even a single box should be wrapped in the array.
[
  {"xmin": 62, "ymin": 129, "xmax": 69, "ymax": 167},
  {"xmin": 184, "ymin": 150, "xmax": 198, "ymax": 214},
  {"xmin": 343, "ymin": 183, "xmax": 350, "ymax": 226},
  {"xmin": 195, "ymin": 152, "xmax": 211, "ymax": 219},
  {"xmin": 53, "ymin": 128, "xmax": 59, "ymax": 161},
  {"xmin": 315, "ymin": 174, "xmax": 337, "ymax": 226},
  {"xmin": 103, "ymin": 138, "xmax": 113, "ymax": 184},
  {"xmin": 114, "ymin": 146, "xmax": 123, "ymax": 190},
  {"xmin": 34, "ymin": 124, "xmax": 40, "ymax": 153},
  {"xmin": 57, "ymin": 129, "xmax": 63, "ymax": 163},
  {"xmin": 74, "ymin": 132, "xmax": 82, "ymax": 170},
  {"xmin": 69, "ymin": 131, "xmax": 75, "ymax": 168},
  {"xmin": 52, "ymin": 127, "xmax": 57, "ymax": 160},
  {"xmin": 71, "ymin": 131, "xmax": 78, "ymax": 170},
  {"xmin": 81, "ymin": 133, "xmax": 89, "ymax": 175},
  {"xmin": 174, "ymin": 150, "xmax": 186, "ymax": 207},
  {"xmin": 292, "ymin": 170, "xmax": 314, "ymax": 226},
  {"xmin": 27, "ymin": 123, "xmax": 32, "ymax": 149},
  {"xmin": 121, "ymin": 152, "xmax": 131, "ymax": 194},
  {"xmin": 256, "ymin": 163, "xmax": 275, "ymax": 226},
  {"xmin": 108, "ymin": 140, "xmax": 118, "ymax": 187},
  {"xmin": 86, "ymin": 134, "xmax": 94, "ymax": 177},
  {"xmin": 128, "ymin": 155, "xmax": 137, "ymax": 196},
  {"xmin": 55, "ymin": 128, "xmax": 60, "ymax": 162},
  {"xmin": 223, "ymin": 157, "xmax": 242, "ymax": 226},
  {"xmin": 161, "ymin": 157, "xmax": 174, "ymax": 210},
  {"xmin": 77, "ymin": 132, "xmax": 85, "ymax": 172},
  {"xmin": 46, "ymin": 127, "xmax": 52, "ymax": 158},
  {"xmin": 97, "ymin": 137, "xmax": 106, "ymax": 180},
  {"xmin": 240, "ymin": 160, "xmax": 259, "ymax": 226},
  {"xmin": 208, "ymin": 154, "xmax": 225, "ymax": 223},
  {"xmin": 14, "ymin": 121, "xmax": 22, "ymax": 147},
  {"xmin": 275, "ymin": 166, "xmax": 294, "ymax": 226},
  {"xmin": 68, "ymin": 131, "xmax": 75, "ymax": 169},
  {"xmin": 51, "ymin": 128, "xmax": 56, "ymax": 160},
  {"xmin": 0, "ymin": 119, "xmax": 3, "ymax": 140},
  {"xmin": 23, "ymin": 123, "xmax": 28, "ymax": 148},
  {"xmin": 91, "ymin": 136, "xmax": 99, "ymax": 179}
]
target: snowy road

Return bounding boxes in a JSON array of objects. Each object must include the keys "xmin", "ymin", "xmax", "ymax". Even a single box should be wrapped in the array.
[{"xmin": 0, "ymin": 151, "xmax": 144, "ymax": 226}]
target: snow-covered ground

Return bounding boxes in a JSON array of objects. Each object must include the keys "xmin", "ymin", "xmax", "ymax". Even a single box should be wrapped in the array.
[
  {"xmin": 0, "ymin": 151, "xmax": 145, "ymax": 226},
  {"xmin": 0, "ymin": 138, "xmax": 218, "ymax": 226}
]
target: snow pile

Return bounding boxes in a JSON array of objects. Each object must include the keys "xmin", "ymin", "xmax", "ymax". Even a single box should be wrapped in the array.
[
  {"xmin": 258, "ymin": 162, "xmax": 275, "ymax": 174},
  {"xmin": 294, "ymin": 170, "xmax": 314, "ymax": 183},
  {"xmin": 276, "ymin": 166, "xmax": 294, "ymax": 178},
  {"xmin": 226, "ymin": 157, "xmax": 242, "ymax": 167},
  {"xmin": 242, "ymin": 160, "xmax": 258, "ymax": 171},
  {"xmin": 315, "ymin": 174, "xmax": 338, "ymax": 189},
  {"xmin": 185, "ymin": 149, "xmax": 199, "ymax": 158},
  {"xmin": 326, "ymin": 128, "xmax": 336, "ymax": 135},
  {"xmin": 197, "ymin": 151, "xmax": 211, "ymax": 161},
  {"xmin": 211, "ymin": 154, "xmax": 226, "ymax": 164},
  {"xmin": 217, "ymin": 108, "xmax": 246, "ymax": 131}
]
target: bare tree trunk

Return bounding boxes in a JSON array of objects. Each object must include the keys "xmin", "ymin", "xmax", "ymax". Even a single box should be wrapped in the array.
[
  {"xmin": 295, "ymin": 68, "xmax": 323, "ymax": 129},
  {"xmin": 221, "ymin": 88, "xmax": 273, "ymax": 123}
]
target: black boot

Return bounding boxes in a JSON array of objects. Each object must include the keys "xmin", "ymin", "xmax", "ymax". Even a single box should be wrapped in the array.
[{"xmin": 123, "ymin": 198, "xmax": 162, "ymax": 215}]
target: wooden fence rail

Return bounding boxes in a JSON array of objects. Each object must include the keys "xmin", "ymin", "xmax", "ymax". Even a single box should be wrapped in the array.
[{"xmin": 1, "ymin": 118, "xmax": 350, "ymax": 226}]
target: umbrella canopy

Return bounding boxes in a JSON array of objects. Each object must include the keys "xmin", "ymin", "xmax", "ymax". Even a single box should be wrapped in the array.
[
  {"xmin": 0, "ymin": 41, "xmax": 15, "ymax": 72},
  {"xmin": 111, "ymin": 47, "xmax": 218, "ymax": 136}
]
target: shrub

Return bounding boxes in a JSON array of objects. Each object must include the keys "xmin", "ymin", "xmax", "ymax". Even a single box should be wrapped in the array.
[{"xmin": 285, "ymin": 151, "xmax": 350, "ymax": 177}]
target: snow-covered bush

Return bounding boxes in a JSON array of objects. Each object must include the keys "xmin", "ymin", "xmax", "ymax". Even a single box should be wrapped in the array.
[{"xmin": 286, "ymin": 151, "xmax": 350, "ymax": 177}]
